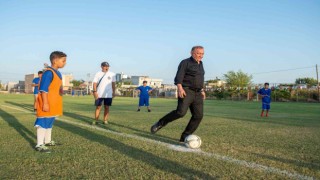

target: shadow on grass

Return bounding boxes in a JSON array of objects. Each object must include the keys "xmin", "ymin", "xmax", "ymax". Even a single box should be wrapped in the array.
[
  {"xmin": 0, "ymin": 108, "xmax": 36, "ymax": 148},
  {"xmin": 109, "ymin": 121, "xmax": 179, "ymax": 144},
  {"xmin": 62, "ymin": 111, "xmax": 180, "ymax": 145},
  {"xmin": 55, "ymin": 120, "xmax": 216, "ymax": 179},
  {"xmin": 5, "ymin": 101, "xmax": 34, "ymax": 112}
]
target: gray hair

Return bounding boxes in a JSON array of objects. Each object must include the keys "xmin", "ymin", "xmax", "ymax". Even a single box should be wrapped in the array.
[{"xmin": 191, "ymin": 46, "xmax": 204, "ymax": 52}]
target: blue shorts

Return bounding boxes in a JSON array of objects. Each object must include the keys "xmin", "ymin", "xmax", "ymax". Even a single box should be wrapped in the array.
[
  {"xmin": 262, "ymin": 103, "xmax": 270, "ymax": 110},
  {"xmin": 34, "ymin": 117, "xmax": 55, "ymax": 129},
  {"xmin": 139, "ymin": 97, "xmax": 149, "ymax": 106},
  {"xmin": 95, "ymin": 98, "xmax": 112, "ymax": 106}
]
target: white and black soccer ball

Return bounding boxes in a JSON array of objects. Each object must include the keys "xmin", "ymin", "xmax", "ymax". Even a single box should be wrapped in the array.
[{"xmin": 184, "ymin": 134, "xmax": 202, "ymax": 149}]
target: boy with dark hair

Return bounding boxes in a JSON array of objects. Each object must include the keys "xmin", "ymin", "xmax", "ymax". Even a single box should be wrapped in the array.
[
  {"xmin": 32, "ymin": 71, "xmax": 43, "ymax": 113},
  {"xmin": 258, "ymin": 83, "xmax": 272, "ymax": 117},
  {"xmin": 136, "ymin": 81, "xmax": 153, "ymax": 112},
  {"xmin": 34, "ymin": 51, "xmax": 67, "ymax": 153}
]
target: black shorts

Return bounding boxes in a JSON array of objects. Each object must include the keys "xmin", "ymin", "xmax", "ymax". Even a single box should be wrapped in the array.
[{"xmin": 94, "ymin": 98, "xmax": 112, "ymax": 106}]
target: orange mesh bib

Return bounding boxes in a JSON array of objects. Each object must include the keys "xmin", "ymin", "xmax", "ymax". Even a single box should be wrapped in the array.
[{"xmin": 37, "ymin": 68, "xmax": 63, "ymax": 117}]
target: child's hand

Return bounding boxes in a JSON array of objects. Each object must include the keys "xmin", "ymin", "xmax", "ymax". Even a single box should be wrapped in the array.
[{"xmin": 43, "ymin": 103, "xmax": 49, "ymax": 112}]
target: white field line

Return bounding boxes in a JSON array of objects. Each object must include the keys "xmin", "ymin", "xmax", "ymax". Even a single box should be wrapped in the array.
[{"xmin": 1, "ymin": 104, "xmax": 315, "ymax": 180}]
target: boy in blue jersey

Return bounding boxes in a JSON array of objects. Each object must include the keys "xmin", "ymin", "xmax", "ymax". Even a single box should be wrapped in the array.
[
  {"xmin": 136, "ymin": 81, "xmax": 153, "ymax": 112},
  {"xmin": 32, "ymin": 71, "xmax": 43, "ymax": 113},
  {"xmin": 34, "ymin": 51, "xmax": 67, "ymax": 153},
  {"xmin": 258, "ymin": 83, "xmax": 272, "ymax": 117}
]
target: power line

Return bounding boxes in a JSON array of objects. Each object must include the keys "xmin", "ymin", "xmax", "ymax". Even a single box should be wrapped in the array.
[{"xmin": 252, "ymin": 66, "xmax": 314, "ymax": 75}]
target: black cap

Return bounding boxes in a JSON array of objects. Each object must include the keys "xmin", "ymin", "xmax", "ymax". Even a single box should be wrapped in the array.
[{"xmin": 101, "ymin": 62, "xmax": 109, "ymax": 67}]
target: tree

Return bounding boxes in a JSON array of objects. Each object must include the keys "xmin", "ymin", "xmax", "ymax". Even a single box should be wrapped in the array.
[
  {"xmin": 295, "ymin": 77, "xmax": 317, "ymax": 86},
  {"xmin": 206, "ymin": 77, "xmax": 220, "ymax": 83},
  {"xmin": 71, "ymin": 80, "xmax": 82, "ymax": 88},
  {"xmin": 223, "ymin": 70, "xmax": 253, "ymax": 87}
]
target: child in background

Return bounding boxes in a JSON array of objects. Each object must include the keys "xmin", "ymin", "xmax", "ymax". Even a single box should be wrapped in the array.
[
  {"xmin": 34, "ymin": 51, "xmax": 67, "ymax": 153},
  {"xmin": 136, "ymin": 81, "xmax": 153, "ymax": 112},
  {"xmin": 258, "ymin": 82, "xmax": 272, "ymax": 117},
  {"xmin": 32, "ymin": 71, "xmax": 43, "ymax": 113}
]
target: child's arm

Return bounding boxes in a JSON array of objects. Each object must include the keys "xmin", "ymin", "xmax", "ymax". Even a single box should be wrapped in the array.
[{"xmin": 41, "ymin": 92, "xmax": 49, "ymax": 112}]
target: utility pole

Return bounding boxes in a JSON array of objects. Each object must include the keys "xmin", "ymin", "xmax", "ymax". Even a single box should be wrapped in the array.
[
  {"xmin": 87, "ymin": 73, "xmax": 90, "ymax": 95},
  {"xmin": 316, "ymin": 64, "xmax": 319, "ymax": 102}
]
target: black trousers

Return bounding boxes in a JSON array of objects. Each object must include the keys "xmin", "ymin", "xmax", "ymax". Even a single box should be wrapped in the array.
[{"xmin": 158, "ymin": 88, "xmax": 204, "ymax": 140}]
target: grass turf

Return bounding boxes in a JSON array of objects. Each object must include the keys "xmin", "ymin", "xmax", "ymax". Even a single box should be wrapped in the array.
[{"xmin": 0, "ymin": 94, "xmax": 319, "ymax": 179}]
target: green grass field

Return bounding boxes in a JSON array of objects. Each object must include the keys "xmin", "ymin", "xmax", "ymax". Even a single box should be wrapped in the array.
[{"xmin": 0, "ymin": 94, "xmax": 319, "ymax": 179}]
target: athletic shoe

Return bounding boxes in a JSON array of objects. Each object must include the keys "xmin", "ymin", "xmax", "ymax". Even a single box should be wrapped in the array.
[
  {"xmin": 151, "ymin": 121, "xmax": 163, "ymax": 134},
  {"xmin": 103, "ymin": 121, "xmax": 108, "ymax": 124},
  {"xmin": 92, "ymin": 120, "xmax": 96, "ymax": 125},
  {"xmin": 148, "ymin": 109, "xmax": 151, "ymax": 112},
  {"xmin": 35, "ymin": 144, "xmax": 51, "ymax": 153},
  {"xmin": 179, "ymin": 134, "xmax": 188, "ymax": 142},
  {"xmin": 45, "ymin": 141, "xmax": 62, "ymax": 146},
  {"xmin": 137, "ymin": 109, "xmax": 140, "ymax": 112}
]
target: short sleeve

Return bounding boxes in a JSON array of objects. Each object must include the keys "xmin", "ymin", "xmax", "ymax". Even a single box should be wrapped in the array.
[
  {"xmin": 93, "ymin": 72, "xmax": 100, "ymax": 83},
  {"xmin": 257, "ymin": 89, "xmax": 262, "ymax": 94},
  {"xmin": 39, "ymin": 71, "xmax": 53, "ymax": 93}
]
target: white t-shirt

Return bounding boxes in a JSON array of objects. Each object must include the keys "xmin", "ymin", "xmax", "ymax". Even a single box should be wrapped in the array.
[{"xmin": 93, "ymin": 71, "xmax": 116, "ymax": 98}]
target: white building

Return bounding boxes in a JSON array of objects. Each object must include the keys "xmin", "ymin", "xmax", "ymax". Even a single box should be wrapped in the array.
[
  {"xmin": 116, "ymin": 72, "xmax": 129, "ymax": 82},
  {"xmin": 131, "ymin": 76, "xmax": 163, "ymax": 88},
  {"xmin": 6, "ymin": 82, "xmax": 18, "ymax": 92}
]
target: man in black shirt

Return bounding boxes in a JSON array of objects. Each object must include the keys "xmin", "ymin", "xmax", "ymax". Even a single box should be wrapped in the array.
[{"xmin": 151, "ymin": 46, "xmax": 206, "ymax": 142}]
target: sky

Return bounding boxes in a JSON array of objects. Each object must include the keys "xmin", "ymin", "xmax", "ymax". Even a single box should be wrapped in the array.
[{"xmin": 0, "ymin": 0, "xmax": 319, "ymax": 84}]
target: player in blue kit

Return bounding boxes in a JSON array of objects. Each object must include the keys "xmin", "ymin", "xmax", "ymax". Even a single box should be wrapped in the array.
[
  {"xmin": 136, "ymin": 81, "xmax": 153, "ymax": 112},
  {"xmin": 32, "ymin": 71, "xmax": 43, "ymax": 113},
  {"xmin": 258, "ymin": 82, "xmax": 272, "ymax": 117}
]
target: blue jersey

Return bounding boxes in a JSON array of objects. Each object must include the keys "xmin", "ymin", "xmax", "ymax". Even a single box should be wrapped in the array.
[
  {"xmin": 39, "ymin": 67, "xmax": 62, "ymax": 93},
  {"xmin": 136, "ymin": 86, "xmax": 152, "ymax": 97},
  {"xmin": 32, "ymin": 77, "xmax": 40, "ymax": 94},
  {"xmin": 258, "ymin": 88, "xmax": 271, "ymax": 104}
]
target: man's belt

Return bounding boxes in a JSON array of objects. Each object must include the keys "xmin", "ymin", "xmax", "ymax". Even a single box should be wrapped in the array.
[{"xmin": 184, "ymin": 87, "xmax": 202, "ymax": 92}]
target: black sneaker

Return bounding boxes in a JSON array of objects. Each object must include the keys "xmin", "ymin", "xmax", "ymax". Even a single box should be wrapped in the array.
[
  {"xmin": 148, "ymin": 109, "xmax": 151, "ymax": 112},
  {"xmin": 151, "ymin": 121, "xmax": 163, "ymax": 134},
  {"xmin": 137, "ymin": 109, "xmax": 140, "ymax": 112},
  {"xmin": 179, "ymin": 134, "xmax": 188, "ymax": 142}
]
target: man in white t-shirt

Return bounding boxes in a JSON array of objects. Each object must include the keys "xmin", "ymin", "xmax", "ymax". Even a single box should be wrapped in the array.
[{"xmin": 92, "ymin": 61, "xmax": 116, "ymax": 125}]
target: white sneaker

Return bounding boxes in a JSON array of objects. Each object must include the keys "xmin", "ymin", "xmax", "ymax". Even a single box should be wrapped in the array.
[{"xmin": 35, "ymin": 144, "xmax": 51, "ymax": 153}]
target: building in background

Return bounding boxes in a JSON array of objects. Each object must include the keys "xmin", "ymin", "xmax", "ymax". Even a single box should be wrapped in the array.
[
  {"xmin": 6, "ymin": 82, "xmax": 18, "ymax": 92},
  {"xmin": 62, "ymin": 74, "xmax": 74, "ymax": 91},
  {"xmin": 131, "ymin": 76, "xmax": 162, "ymax": 88},
  {"xmin": 24, "ymin": 73, "xmax": 74, "ymax": 94},
  {"xmin": 25, "ymin": 73, "xmax": 37, "ymax": 94},
  {"xmin": 116, "ymin": 72, "xmax": 129, "ymax": 82}
]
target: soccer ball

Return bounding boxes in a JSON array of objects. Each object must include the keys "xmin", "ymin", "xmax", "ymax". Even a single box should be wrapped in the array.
[{"xmin": 184, "ymin": 135, "xmax": 202, "ymax": 149}]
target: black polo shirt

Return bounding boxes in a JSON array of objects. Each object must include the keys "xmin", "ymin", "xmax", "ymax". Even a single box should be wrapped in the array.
[{"xmin": 174, "ymin": 56, "xmax": 205, "ymax": 89}]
